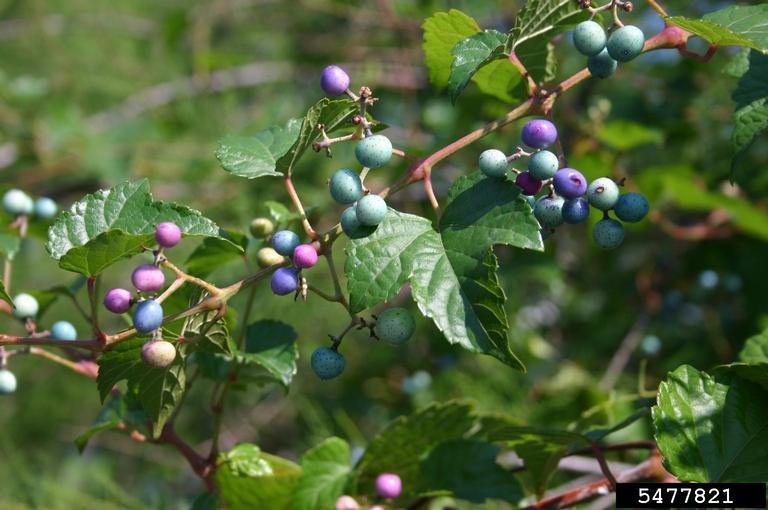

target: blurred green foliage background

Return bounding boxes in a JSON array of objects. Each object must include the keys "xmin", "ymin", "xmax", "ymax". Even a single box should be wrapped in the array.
[{"xmin": 0, "ymin": 0, "xmax": 766, "ymax": 508}]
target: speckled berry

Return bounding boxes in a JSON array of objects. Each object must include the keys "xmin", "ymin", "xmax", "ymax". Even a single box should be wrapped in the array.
[
  {"xmin": 329, "ymin": 168, "xmax": 364, "ymax": 204},
  {"xmin": 553, "ymin": 168, "xmax": 587, "ymax": 198},
  {"xmin": 614, "ymin": 192, "xmax": 649, "ymax": 223},
  {"xmin": 587, "ymin": 178, "xmax": 620, "ymax": 211},
  {"xmin": 562, "ymin": 197, "xmax": 591, "ymax": 224},
  {"xmin": 51, "ymin": 320, "xmax": 77, "ymax": 341},
  {"xmin": 34, "ymin": 197, "xmax": 58, "ymax": 219},
  {"xmin": 131, "ymin": 264, "xmax": 166, "ymax": 293},
  {"xmin": 375, "ymin": 308, "xmax": 415, "ymax": 345},
  {"xmin": 341, "ymin": 206, "xmax": 376, "ymax": 239},
  {"xmin": 355, "ymin": 135, "xmax": 393, "ymax": 168},
  {"xmin": 606, "ymin": 25, "xmax": 645, "ymax": 62},
  {"xmin": 478, "ymin": 149, "xmax": 508, "ymax": 178},
  {"xmin": 320, "ymin": 65, "xmax": 351, "ymax": 96},
  {"xmin": 593, "ymin": 218, "xmax": 625, "ymax": 249},
  {"xmin": 521, "ymin": 119, "xmax": 558, "ymax": 149},
  {"xmin": 356, "ymin": 194, "xmax": 387, "ymax": 226},
  {"xmin": 133, "ymin": 299, "xmax": 164, "ymax": 333},
  {"xmin": 293, "ymin": 244, "xmax": 318, "ymax": 269},
  {"xmin": 250, "ymin": 217, "xmax": 274, "ymax": 238},
  {"xmin": 515, "ymin": 172, "xmax": 543, "ymax": 196},
  {"xmin": 2, "ymin": 189, "xmax": 33, "ymax": 216},
  {"xmin": 272, "ymin": 230, "xmax": 301, "ymax": 256},
  {"xmin": 587, "ymin": 48, "xmax": 618, "ymax": 79},
  {"xmin": 104, "ymin": 288, "xmax": 133, "ymax": 314},
  {"xmin": 271, "ymin": 267, "xmax": 299, "ymax": 295},
  {"xmin": 375, "ymin": 473, "xmax": 402, "ymax": 499},
  {"xmin": 256, "ymin": 247, "xmax": 284, "ymax": 268},
  {"xmin": 573, "ymin": 20, "xmax": 607, "ymax": 56},
  {"xmin": 12, "ymin": 293, "xmax": 38, "ymax": 319},
  {"xmin": 155, "ymin": 221, "xmax": 181, "ymax": 248},
  {"xmin": 141, "ymin": 339, "xmax": 177, "ymax": 368},
  {"xmin": 534, "ymin": 196, "xmax": 565, "ymax": 229},
  {"xmin": 528, "ymin": 150, "xmax": 559, "ymax": 180},
  {"xmin": 311, "ymin": 347, "xmax": 345, "ymax": 380},
  {"xmin": 0, "ymin": 369, "xmax": 17, "ymax": 395}
]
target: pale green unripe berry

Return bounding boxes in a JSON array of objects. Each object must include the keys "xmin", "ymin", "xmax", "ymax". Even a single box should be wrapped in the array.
[
  {"xmin": 13, "ymin": 293, "xmax": 39, "ymax": 319},
  {"xmin": 256, "ymin": 247, "xmax": 284, "ymax": 268},
  {"xmin": 586, "ymin": 178, "xmax": 620, "ymax": 211},
  {"xmin": 0, "ymin": 369, "xmax": 17, "ymax": 395},
  {"xmin": 250, "ymin": 217, "xmax": 274, "ymax": 238},
  {"xmin": 3, "ymin": 189, "xmax": 34, "ymax": 216},
  {"xmin": 573, "ymin": 20, "xmax": 607, "ymax": 56},
  {"xmin": 34, "ymin": 197, "xmax": 58, "ymax": 219},
  {"xmin": 375, "ymin": 308, "xmax": 415, "ymax": 345}
]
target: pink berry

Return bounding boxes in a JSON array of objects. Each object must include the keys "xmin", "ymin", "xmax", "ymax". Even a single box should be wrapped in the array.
[
  {"xmin": 155, "ymin": 221, "xmax": 181, "ymax": 248},
  {"xmin": 515, "ymin": 172, "xmax": 543, "ymax": 196},
  {"xmin": 293, "ymin": 244, "xmax": 318, "ymax": 269},
  {"xmin": 104, "ymin": 288, "xmax": 133, "ymax": 314},
  {"xmin": 131, "ymin": 264, "xmax": 166, "ymax": 293},
  {"xmin": 375, "ymin": 473, "xmax": 402, "ymax": 499}
]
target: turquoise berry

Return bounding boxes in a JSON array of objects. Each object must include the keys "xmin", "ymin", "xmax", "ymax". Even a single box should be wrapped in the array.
[
  {"xmin": 271, "ymin": 230, "xmax": 301, "ymax": 256},
  {"xmin": 356, "ymin": 195, "xmax": 387, "ymax": 226},
  {"xmin": 0, "ymin": 369, "xmax": 17, "ymax": 395},
  {"xmin": 311, "ymin": 347, "xmax": 345, "ymax": 380},
  {"xmin": 528, "ymin": 150, "xmax": 559, "ymax": 180},
  {"xmin": 593, "ymin": 218, "xmax": 625, "ymax": 249},
  {"xmin": 606, "ymin": 25, "xmax": 645, "ymax": 62},
  {"xmin": 525, "ymin": 195, "xmax": 537, "ymax": 210},
  {"xmin": 587, "ymin": 48, "xmax": 618, "ymax": 79},
  {"xmin": 573, "ymin": 20, "xmax": 607, "ymax": 56},
  {"xmin": 51, "ymin": 320, "xmax": 77, "ymax": 341},
  {"xmin": 341, "ymin": 206, "xmax": 376, "ymax": 239},
  {"xmin": 586, "ymin": 177, "xmax": 620, "ymax": 211},
  {"xmin": 355, "ymin": 135, "xmax": 393, "ymax": 168},
  {"xmin": 12, "ymin": 293, "xmax": 39, "ymax": 319},
  {"xmin": 2, "ymin": 189, "xmax": 33, "ymax": 216},
  {"xmin": 375, "ymin": 308, "xmax": 415, "ymax": 345},
  {"xmin": 329, "ymin": 168, "xmax": 364, "ymax": 204},
  {"xmin": 614, "ymin": 192, "xmax": 649, "ymax": 223},
  {"xmin": 478, "ymin": 149, "xmax": 508, "ymax": 178},
  {"xmin": 34, "ymin": 197, "xmax": 58, "ymax": 219},
  {"xmin": 534, "ymin": 196, "xmax": 565, "ymax": 229},
  {"xmin": 133, "ymin": 299, "xmax": 164, "ymax": 333},
  {"xmin": 562, "ymin": 197, "xmax": 591, "ymax": 224}
]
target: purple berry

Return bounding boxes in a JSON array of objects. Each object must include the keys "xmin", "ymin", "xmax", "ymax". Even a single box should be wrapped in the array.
[
  {"xmin": 271, "ymin": 267, "xmax": 299, "ymax": 296},
  {"xmin": 515, "ymin": 172, "xmax": 543, "ymax": 196},
  {"xmin": 293, "ymin": 244, "xmax": 318, "ymax": 269},
  {"xmin": 104, "ymin": 288, "xmax": 133, "ymax": 314},
  {"xmin": 553, "ymin": 168, "xmax": 587, "ymax": 198},
  {"xmin": 375, "ymin": 473, "xmax": 402, "ymax": 499},
  {"xmin": 155, "ymin": 221, "xmax": 181, "ymax": 248},
  {"xmin": 521, "ymin": 119, "xmax": 558, "ymax": 149},
  {"xmin": 320, "ymin": 65, "xmax": 351, "ymax": 96},
  {"xmin": 131, "ymin": 264, "xmax": 166, "ymax": 293}
]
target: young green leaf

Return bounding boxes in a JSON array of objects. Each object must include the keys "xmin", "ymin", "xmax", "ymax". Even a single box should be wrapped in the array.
[
  {"xmin": 237, "ymin": 320, "xmax": 299, "ymax": 386},
  {"xmin": 216, "ymin": 120, "xmax": 302, "ymax": 179},
  {"xmin": 74, "ymin": 390, "xmax": 148, "ymax": 453},
  {"xmin": 292, "ymin": 437, "xmax": 352, "ymax": 510},
  {"xmin": 422, "ymin": 10, "xmax": 481, "ymax": 91},
  {"xmin": 666, "ymin": 4, "xmax": 768, "ymax": 54},
  {"xmin": 447, "ymin": 30, "xmax": 508, "ymax": 103}
]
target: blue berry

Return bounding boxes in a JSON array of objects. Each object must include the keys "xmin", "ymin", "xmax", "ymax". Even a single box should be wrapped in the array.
[
  {"xmin": 133, "ymin": 299, "xmax": 164, "ymax": 334},
  {"xmin": 34, "ymin": 197, "xmax": 58, "ymax": 219},
  {"xmin": 356, "ymin": 194, "xmax": 387, "ymax": 226},
  {"xmin": 593, "ymin": 218, "xmax": 625, "ymax": 249},
  {"xmin": 12, "ymin": 293, "xmax": 39, "ymax": 319},
  {"xmin": 586, "ymin": 178, "xmax": 620, "ymax": 211},
  {"xmin": 478, "ymin": 149, "xmax": 508, "ymax": 178},
  {"xmin": 272, "ymin": 230, "xmax": 301, "ymax": 256},
  {"xmin": 528, "ymin": 150, "xmax": 559, "ymax": 180},
  {"xmin": 573, "ymin": 20, "xmax": 607, "ymax": 56},
  {"xmin": 606, "ymin": 25, "xmax": 645, "ymax": 62},
  {"xmin": 0, "ymin": 369, "xmax": 17, "ymax": 395},
  {"xmin": 521, "ymin": 119, "xmax": 558, "ymax": 149},
  {"xmin": 51, "ymin": 320, "xmax": 77, "ymax": 341},
  {"xmin": 534, "ymin": 196, "xmax": 565, "ymax": 228},
  {"xmin": 329, "ymin": 168, "xmax": 364, "ymax": 204},
  {"xmin": 2, "ymin": 189, "xmax": 33, "ymax": 216},
  {"xmin": 311, "ymin": 347, "xmax": 345, "ymax": 380},
  {"xmin": 375, "ymin": 308, "xmax": 415, "ymax": 345},
  {"xmin": 614, "ymin": 192, "xmax": 649, "ymax": 223},
  {"xmin": 320, "ymin": 65, "xmax": 350, "ymax": 96},
  {"xmin": 587, "ymin": 48, "xmax": 618, "ymax": 79},
  {"xmin": 271, "ymin": 267, "xmax": 299, "ymax": 296},
  {"xmin": 355, "ymin": 135, "xmax": 393, "ymax": 168},
  {"xmin": 341, "ymin": 206, "xmax": 376, "ymax": 239},
  {"xmin": 562, "ymin": 198, "xmax": 591, "ymax": 224},
  {"xmin": 553, "ymin": 168, "xmax": 587, "ymax": 198}
]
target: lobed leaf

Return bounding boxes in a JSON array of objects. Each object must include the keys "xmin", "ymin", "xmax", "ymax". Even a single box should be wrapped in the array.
[{"xmin": 292, "ymin": 437, "xmax": 352, "ymax": 510}]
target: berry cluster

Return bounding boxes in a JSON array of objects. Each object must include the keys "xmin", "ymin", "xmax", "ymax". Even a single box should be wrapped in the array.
[
  {"xmin": 479, "ymin": 119, "xmax": 649, "ymax": 249},
  {"xmin": 2, "ymin": 189, "xmax": 58, "ymax": 219},
  {"xmin": 334, "ymin": 473, "xmax": 402, "ymax": 509},
  {"xmin": 573, "ymin": 18, "xmax": 645, "ymax": 79}
]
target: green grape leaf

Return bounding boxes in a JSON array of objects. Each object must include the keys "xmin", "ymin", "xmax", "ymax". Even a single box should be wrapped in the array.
[
  {"xmin": 447, "ymin": 30, "xmax": 508, "ymax": 103},
  {"xmin": 422, "ymin": 10, "xmax": 482, "ymax": 91},
  {"xmin": 740, "ymin": 330, "xmax": 768, "ymax": 364},
  {"xmin": 346, "ymin": 172, "xmax": 542, "ymax": 368},
  {"xmin": 666, "ymin": 4, "xmax": 768, "ymax": 53},
  {"xmin": 96, "ymin": 338, "xmax": 186, "ymax": 438},
  {"xmin": 182, "ymin": 308, "xmax": 234, "ymax": 355},
  {"xmin": 185, "ymin": 230, "xmax": 249, "ymax": 278},
  {"xmin": 292, "ymin": 437, "xmax": 352, "ymax": 510},
  {"xmin": 471, "ymin": 58, "xmax": 526, "ymax": 104},
  {"xmin": 354, "ymin": 401, "xmax": 477, "ymax": 498},
  {"xmin": 730, "ymin": 51, "xmax": 768, "ymax": 176},
  {"xmin": 217, "ymin": 444, "xmax": 302, "ymax": 510},
  {"xmin": 75, "ymin": 390, "xmax": 148, "ymax": 453},
  {"xmin": 717, "ymin": 363, "xmax": 768, "ymax": 391},
  {"xmin": 421, "ymin": 439, "xmax": 523, "ymax": 503},
  {"xmin": 46, "ymin": 180, "xmax": 232, "ymax": 274},
  {"xmin": 652, "ymin": 364, "xmax": 768, "ymax": 482},
  {"xmin": 515, "ymin": 37, "xmax": 557, "ymax": 84},
  {"xmin": 237, "ymin": 320, "xmax": 298, "ymax": 386},
  {"xmin": 216, "ymin": 120, "xmax": 301, "ymax": 179}
]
